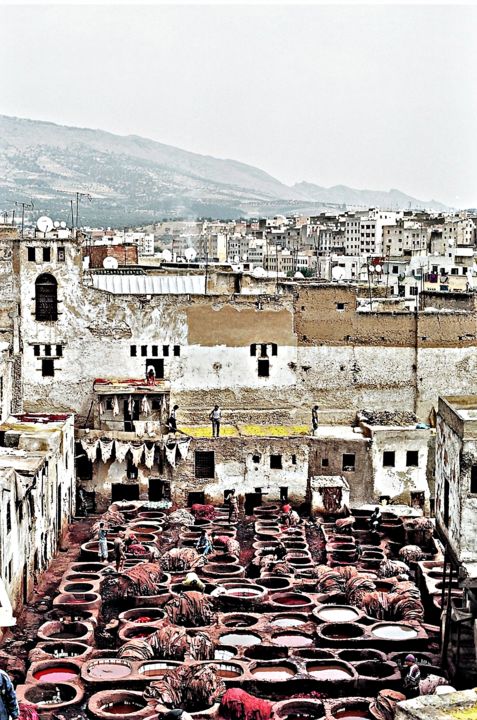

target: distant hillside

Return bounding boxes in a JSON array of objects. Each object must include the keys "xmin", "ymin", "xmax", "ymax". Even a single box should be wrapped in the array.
[
  {"xmin": 0, "ymin": 115, "xmax": 450, "ymax": 225},
  {"xmin": 293, "ymin": 181, "xmax": 449, "ymax": 213}
]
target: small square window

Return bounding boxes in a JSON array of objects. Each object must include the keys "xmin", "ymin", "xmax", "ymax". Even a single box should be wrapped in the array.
[
  {"xmin": 44, "ymin": 344, "xmax": 51, "ymax": 356},
  {"xmin": 271, "ymin": 344, "xmax": 278, "ymax": 356},
  {"xmin": 342, "ymin": 453, "xmax": 355, "ymax": 471},
  {"xmin": 106, "ymin": 399, "xmax": 113, "ymax": 410},
  {"xmin": 252, "ymin": 454, "xmax": 261, "ymax": 463},
  {"xmin": 42, "ymin": 358, "xmax": 54, "ymax": 377},
  {"xmin": 406, "ymin": 450, "xmax": 419, "ymax": 467},
  {"xmin": 151, "ymin": 399, "xmax": 161, "ymax": 410},
  {"xmin": 130, "ymin": 345, "xmax": 137, "ymax": 357},
  {"xmin": 470, "ymin": 466, "xmax": 477, "ymax": 494},
  {"xmin": 56, "ymin": 345, "xmax": 63, "ymax": 357},
  {"xmin": 151, "ymin": 345, "xmax": 158, "ymax": 357},
  {"xmin": 383, "ymin": 451, "xmax": 395, "ymax": 467},
  {"xmin": 336, "ymin": 302, "xmax": 345, "ymax": 310},
  {"xmin": 250, "ymin": 344, "xmax": 256, "ymax": 356},
  {"xmin": 321, "ymin": 458, "xmax": 329, "ymax": 467},
  {"xmin": 291, "ymin": 454, "xmax": 297, "ymax": 465},
  {"xmin": 43, "ymin": 247, "xmax": 51, "ymax": 262},
  {"xmin": 33, "ymin": 345, "xmax": 40, "ymax": 357},
  {"xmin": 163, "ymin": 345, "xmax": 170, "ymax": 356},
  {"xmin": 57, "ymin": 247, "xmax": 65, "ymax": 262},
  {"xmin": 270, "ymin": 454, "xmax": 282, "ymax": 469},
  {"xmin": 141, "ymin": 345, "xmax": 147, "ymax": 356},
  {"xmin": 260, "ymin": 343, "xmax": 268, "ymax": 357},
  {"xmin": 173, "ymin": 345, "xmax": 180, "ymax": 357},
  {"xmin": 27, "ymin": 247, "xmax": 36, "ymax": 262}
]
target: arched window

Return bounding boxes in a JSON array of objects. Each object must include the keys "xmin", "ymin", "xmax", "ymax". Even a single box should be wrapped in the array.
[{"xmin": 35, "ymin": 273, "xmax": 58, "ymax": 321}]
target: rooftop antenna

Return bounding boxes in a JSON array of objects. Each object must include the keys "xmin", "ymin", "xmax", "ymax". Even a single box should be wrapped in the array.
[
  {"xmin": 74, "ymin": 192, "xmax": 92, "ymax": 231},
  {"xmin": 15, "ymin": 200, "xmax": 34, "ymax": 238}
]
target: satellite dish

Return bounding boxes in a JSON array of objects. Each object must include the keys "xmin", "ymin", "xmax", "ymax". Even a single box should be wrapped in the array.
[
  {"xmin": 53, "ymin": 221, "xmax": 60, "ymax": 228},
  {"xmin": 375, "ymin": 264, "xmax": 382, "ymax": 273},
  {"xmin": 103, "ymin": 257, "xmax": 119, "ymax": 269},
  {"xmin": 252, "ymin": 266, "xmax": 267, "ymax": 278},
  {"xmin": 37, "ymin": 216, "xmax": 53, "ymax": 233},
  {"xmin": 234, "ymin": 255, "xmax": 240, "ymax": 263},
  {"xmin": 331, "ymin": 266, "xmax": 346, "ymax": 281},
  {"xmin": 60, "ymin": 221, "xmax": 67, "ymax": 229},
  {"xmin": 184, "ymin": 247, "xmax": 197, "ymax": 261},
  {"xmin": 162, "ymin": 249, "xmax": 172, "ymax": 263}
]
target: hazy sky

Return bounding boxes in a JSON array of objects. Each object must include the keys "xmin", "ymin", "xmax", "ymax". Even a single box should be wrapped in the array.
[{"xmin": 1, "ymin": 4, "xmax": 476, "ymax": 206}]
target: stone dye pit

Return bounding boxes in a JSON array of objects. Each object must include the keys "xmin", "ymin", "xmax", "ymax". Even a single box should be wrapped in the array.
[{"xmin": 11, "ymin": 501, "xmax": 446, "ymax": 720}]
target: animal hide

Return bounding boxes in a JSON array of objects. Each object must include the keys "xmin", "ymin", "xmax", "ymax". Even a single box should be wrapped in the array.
[
  {"xmin": 220, "ymin": 688, "xmax": 273, "ymax": 720},
  {"xmin": 322, "ymin": 486, "xmax": 343, "ymax": 513},
  {"xmin": 144, "ymin": 442, "xmax": 155, "ymax": 468},
  {"xmin": 115, "ymin": 441, "xmax": 130, "ymax": 463},
  {"xmin": 145, "ymin": 664, "xmax": 225, "ymax": 711},
  {"xmin": 164, "ymin": 591, "xmax": 215, "ymax": 627},
  {"xmin": 99, "ymin": 438, "xmax": 114, "ymax": 463},
  {"xmin": 161, "ymin": 547, "xmax": 200, "ymax": 572},
  {"xmin": 81, "ymin": 438, "xmax": 99, "ymax": 462}
]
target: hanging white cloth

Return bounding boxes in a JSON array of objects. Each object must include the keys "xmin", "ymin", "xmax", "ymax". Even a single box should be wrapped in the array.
[
  {"xmin": 81, "ymin": 438, "xmax": 99, "ymax": 462},
  {"xmin": 99, "ymin": 438, "xmax": 114, "ymax": 463},
  {"xmin": 165, "ymin": 441, "xmax": 177, "ymax": 467},
  {"xmin": 128, "ymin": 395, "xmax": 134, "ymax": 414},
  {"xmin": 98, "ymin": 400, "xmax": 104, "ymax": 415},
  {"xmin": 130, "ymin": 442, "xmax": 145, "ymax": 466},
  {"xmin": 115, "ymin": 441, "xmax": 130, "ymax": 464},
  {"xmin": 144, "ymin": 443, "xmax": 155, "ymax": 469},
  {"xmin": 141, "ymin": 396, "xmax": 151, "ymax": 415},
  {"xmin": 177, "ymin": 438, "xmax": 191, "ymax": 461},
  {"xmin": 134, "ymin": 421, "xmax": 147, "ymax": 436},
  {"xmin": 112, "ymin": 396, "xmax": 120, "ymax": 416}
]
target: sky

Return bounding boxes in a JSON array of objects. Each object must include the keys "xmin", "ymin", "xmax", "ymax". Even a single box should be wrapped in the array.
[{"xmin": 1, "ymin": 3, "xmax": 476, "ymax": 207}]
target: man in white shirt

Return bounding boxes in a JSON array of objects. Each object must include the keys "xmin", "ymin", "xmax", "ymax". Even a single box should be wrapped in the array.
[{"xmin": 209, "ymin": 404, "xmax": 221, "ymax": 437}]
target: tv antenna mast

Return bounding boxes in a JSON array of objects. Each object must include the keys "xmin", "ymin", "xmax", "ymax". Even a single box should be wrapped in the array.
[
  {"xmin": 74, "ymin": 192, "xmax": 92, "ymax": 230},
  {"xmin": 15, "ymin": 200, "xmax": 34, "ymax": 238}
]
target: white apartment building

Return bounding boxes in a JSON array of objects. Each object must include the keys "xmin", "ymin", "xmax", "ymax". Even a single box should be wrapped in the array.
[{"xmin": 383, "ymin": 221, "xmax": 428, "ymax": 257}]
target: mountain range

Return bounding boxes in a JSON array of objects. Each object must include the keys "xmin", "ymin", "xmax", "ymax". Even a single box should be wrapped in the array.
[{"xmin": 0, "ymin": 115, "xmax": 450, "ymax": 226}]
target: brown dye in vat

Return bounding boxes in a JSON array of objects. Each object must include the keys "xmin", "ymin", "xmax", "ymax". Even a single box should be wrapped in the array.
[
  {"xmin": 251, "ymin": 666, "xmax": 295, "ymax": 681},
  {"xmin": 307, "ymin": 664, "xmax": 353, "ymax": 680},
  {"xmin": 139, "ymin": 663, "xmax": 179, "ymax": 677}
]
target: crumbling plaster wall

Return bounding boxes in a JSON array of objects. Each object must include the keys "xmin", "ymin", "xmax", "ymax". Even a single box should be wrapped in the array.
[
  {"xmin": 170, "ymin": 437, "xmax": 309, "ymax": 508},
  {"xmin": 17, "ymin": 239, "xmax": 477, "ymax": 425},
  {"xmin": 308, "ymin": 436, "xmax": 372, "ymax": 505},
  {"xmin": 368, "ymin": 427, "xmax": 431, "ymax": 508},
  {"xmin": 435, "ymin": 413, "xmax": 462, "ymax": 557}
]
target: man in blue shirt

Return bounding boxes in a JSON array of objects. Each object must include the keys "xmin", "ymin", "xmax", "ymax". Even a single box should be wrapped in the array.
[{"xmin": 0, "ymin": 669, "xmax": 19, "ymax": 720}]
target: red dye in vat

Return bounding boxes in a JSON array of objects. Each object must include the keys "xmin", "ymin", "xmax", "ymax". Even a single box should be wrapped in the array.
[
  {"xmin": 135, "ymin": 617, "xmax": 152, "ymax": 623},
  {"xmin": 104, "ymin": 703, "xmax": 144, "ymax": 715},
  {"xmin": 33, "ymin": 667, "xmax": 77, "ymax": 682},
  {"xmin": 129, "ymin": 630, "xmax": 151, "ymax": 638}
]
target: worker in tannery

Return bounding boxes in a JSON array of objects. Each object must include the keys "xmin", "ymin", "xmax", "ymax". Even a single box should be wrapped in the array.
[
  {"xmin": 0, "ymin": 669, "xmax": 19, "ymax": 720},
  {"xmin": 195, "ymin": 529, "xmax": 213, "ymax": 557},
  {"xmin": 403, "ymin": 654, "xmax": 421, "ymax": 698},
  {"xmin": 312, "ymin": 404, "xmax": 319, "ymax": 432},
  {"xmin": 209, "ymin": 404, "xmax": 221, "ymax": 437}
]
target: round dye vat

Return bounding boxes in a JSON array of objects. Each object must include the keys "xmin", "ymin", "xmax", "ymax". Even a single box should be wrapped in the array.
[
  {"xmin": 275, "ymin": 699, "xmax": 325, "ymax": 720},
  {"xmin": 40, "ymin": 643, "xmax": 89, "ymax": 658},
  {"xmin": 270, "ymin": 615, "xmax": 307, "ymax": 628},
  {"xmin": 334, "ymin": 708, "xmax": 371, "ymax": 720},
  {"xmin": 315, "ymin": 606, "xmax": 360, "ymax": 623},
  {"xmin": 251, "ymin": 665, "xmax": 296, "ymax": 681},
  {"xmin": 272, "ymin": 593, "xmax": 313, "ymax": 608},
  {"xmin": 224, "ymin": 587, "xmax": 262, "ymax": 598},
  {"xmin": 214, "ymin": 647, "xmax": 237, "ymax": 660},
  {"xmin": 88, "ymin": 661, "xmax": 132, "ymax": 680},
  {"xmin": 46, "ymin": 622, "xmax": 89, "ymax": 640},
  {"xmin": 306, "ymin": 663, "xmax": 354, "ymax": 680},
  {"xmin": 319, "ymin": 623, "xmax": 364, "ymax": 640},
  {"xmin": 63, "ymin": 583, "xmax": 95, "ymax": 593},
  {"xmin": 371, "ymin": 623, "xmax": 418, "ymax": 640},
  {"xmin": 123, "ymin": 626, "xmax": 156, "ymax": 639},
  {"xmin": 207, "ymin": 663, "xmax": 243, "ymax": 679},
  {"xmin": 138, "ymin": 662, "xmax": 180, "ymax": 677},
  {"xmin": 33, "ymin": 666, "xmax": 78, "ymax": 683},
  {"xmin": 272, "ymin": 633, "xmax": 313, "ymax": 648},
  {"xmin": 219, "ymin": 632, "xmax": 261, "ymax": 646},
  {"xmin": 102, "ymin": 702, "xmax": 145, "ymax": 715},
  {"xmin": 222, "ymin": 614, "xmax": 258, "ymax": 628},
  {"xmin": 257, "ymin": 578, "xmax": 291, "ymax": 591}
]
